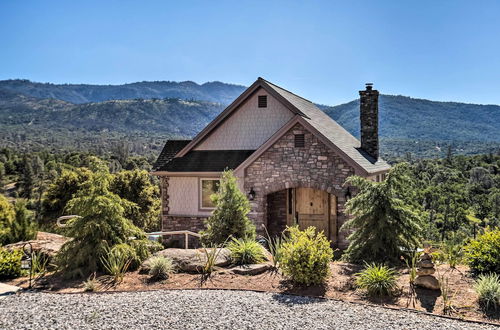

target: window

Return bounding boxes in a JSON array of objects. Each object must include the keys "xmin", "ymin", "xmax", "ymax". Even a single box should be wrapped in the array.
[
  {"xmin": 294, "ymin": 134, "xmax": 305, "ymax": 148},
  {"xmin": 200, "ymin": 179, "xmax": 220, "ymax": 209},
  {"xmin": 258, "ymin": 95, "xmax": 267, "ymax": 108}
]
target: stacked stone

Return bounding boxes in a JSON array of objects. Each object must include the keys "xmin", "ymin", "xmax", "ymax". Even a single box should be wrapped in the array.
[{"xmin": 414, "ymin": 252, "xmax": 440, "ymax": 290}]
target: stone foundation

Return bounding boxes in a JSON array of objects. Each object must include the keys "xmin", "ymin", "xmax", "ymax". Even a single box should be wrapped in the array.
[{"xmin": 161, "ymin": 216, "xmax": 207, "ymax": 249}]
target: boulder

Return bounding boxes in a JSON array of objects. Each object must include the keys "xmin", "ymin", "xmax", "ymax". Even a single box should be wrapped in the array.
[
  {"xmin": 416, "ymin": 267, "xmax": 436, "ymax": 276},
  {"xmin": 4, "ymin": 232, "xmax": 69, "ymax": 259},
  {"xmin": 230, "ymin": 263, "xmax": 271, "ymax": 276},
  {"xmin": 154, "ymin": 248, "xmax": 231, "ymax": 273},
  {"xmin": 415, "ymin": 275, "xmax": 440, "ymax": 290}
]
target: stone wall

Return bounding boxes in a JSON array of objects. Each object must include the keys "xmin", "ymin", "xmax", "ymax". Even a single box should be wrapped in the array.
[{"xmin": 244, "ymin": 123, "xmax": 355, "ymax": 248}]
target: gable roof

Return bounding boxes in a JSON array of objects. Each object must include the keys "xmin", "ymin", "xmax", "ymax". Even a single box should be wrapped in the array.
[
  {"xmin": 173, "ymin": 77, "xmax": 390, "ymax": 174},
  {"xmin": 262, "ymin": 79, "xmax": 391, "ymax": 173}
]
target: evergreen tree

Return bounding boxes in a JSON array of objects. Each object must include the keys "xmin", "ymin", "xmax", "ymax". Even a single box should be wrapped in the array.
[
  {"xmin": 201, "ymin": 170, "xmax": 255, "ymax": 245},
  {"xmin": 10, "ymin": 199, "xmax": 37, "ymax": 243},
  {"xmin": 57, "ymin": 159, "xmax": 144, "ymax": 278},
  {"xmin": 341, "ymin": 163, "xmax": 423, "ymax": 263}
]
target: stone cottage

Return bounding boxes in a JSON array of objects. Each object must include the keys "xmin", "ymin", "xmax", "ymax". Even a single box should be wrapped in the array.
[{"xmin": 151, "ymin": 78, "xmax": 390, "ymax": 248}]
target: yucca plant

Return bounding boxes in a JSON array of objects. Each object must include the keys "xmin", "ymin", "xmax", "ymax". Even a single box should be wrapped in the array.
[
  {"xmin": 100, "ymin": 246, "xmax": 131, "ymax": 284},
  {"xmin": 147, "ymin": 256, "xmax": 175, "ymax": 280},
  {"xmin": 199, "ymin": 241, "xmax": 227, "ymax": 284},
  {"xmin": 402, "ymin": 251, "xmax": 419, "ymax": 308},
  {"xmin": 227, "ymin": 237, "xmax": 266, "ymax": 265},
  {"xmin": 474, "ymin": 273, "xmax": 500, "ymax": 311},
  {"xmin": 356, "ymin": 262, "xmax": 398, "ymax": 296},
  {"xmin": 262, "ymin": 224, "xmax": 287, "ymax": 271},
  {"xmin": 83, "ymin": 273, "xmax": 99, "ymax": 292}
]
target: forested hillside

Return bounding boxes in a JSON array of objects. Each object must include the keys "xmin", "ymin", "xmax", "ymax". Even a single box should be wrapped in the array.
[
  {"xmin": 0, "ymin": 79, "xmax": 246, "ymax": 104},
  {"xmin": 1, "ymin": 79, "xmax": 499, "ymax": 159}
]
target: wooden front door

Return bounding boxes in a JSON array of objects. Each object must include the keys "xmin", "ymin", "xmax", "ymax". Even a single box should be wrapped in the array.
[{"xmin": 295, "ymin": 188, "xmax": 330, "ymax": 236}]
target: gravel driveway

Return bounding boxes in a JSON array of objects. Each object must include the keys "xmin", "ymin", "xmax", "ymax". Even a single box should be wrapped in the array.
[{"xmin": 0, "ymin": 289, "xmax": 496, "ymax": 329}]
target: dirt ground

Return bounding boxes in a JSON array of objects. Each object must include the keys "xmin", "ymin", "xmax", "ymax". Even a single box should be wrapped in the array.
[{"xmin": 6, "ymin": 262, "xmax": 499, "ymax": 325}]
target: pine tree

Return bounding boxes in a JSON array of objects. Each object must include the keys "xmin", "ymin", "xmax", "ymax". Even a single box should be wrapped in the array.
[
  {"xmin": 341, "ymin": 163, "xmax": 423, "ymax": 264},
  {"xmin": 201, "ymin": 170, "xmax": 255, "ymax": 245},
  {"xmin": 57, "ymin": 159, "xmax": 144, "ymax": 278},
  {"xmin": 20, "ymin": 156, "xmax": 35, "ymax": 199}
]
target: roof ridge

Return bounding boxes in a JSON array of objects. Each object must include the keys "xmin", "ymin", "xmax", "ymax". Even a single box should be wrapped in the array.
[{"xmin": 258, "ymin": 77, "xmax": 314, "ymax": 104}]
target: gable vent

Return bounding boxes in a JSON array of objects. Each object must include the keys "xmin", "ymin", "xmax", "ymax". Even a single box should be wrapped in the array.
[
  {"xmin": 294, "ymin": 134, "xmax": 305, "ymax": 148},
  {"xmin": 258, "ymin": 95, "xmax": 267, "ymax": 108}
]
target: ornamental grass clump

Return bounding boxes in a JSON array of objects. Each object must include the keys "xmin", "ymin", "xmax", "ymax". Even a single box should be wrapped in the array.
[
  {"xmin": 280, "ymin": 226, "xmax": 333, "ymax": 286},
  {"xmin": 227, "ymin": 237, "xmax": 266, "ymax": 265},
  {"xmin": 356, "ymin": 262, "xmax": 398, "ymax": 297},
  {"xmin": 147, "ymin": 256, "xmax": 175, "ymax": 280},
  {"xmin": 474, "ymin": 273, "xmax": 500, "ymax": 311}
]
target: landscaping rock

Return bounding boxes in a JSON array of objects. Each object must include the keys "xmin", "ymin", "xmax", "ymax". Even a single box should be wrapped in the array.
[
  {"xmin": 153, "ymin": 248, "xmax": 231, "ymax": 273},
  {"xmin": 4, "ymin": 232, "xmax": 69, "ymax": 259},
  {"xmin": 230, "ymin": 263, "xmax": 271, "ymax": 276},
  {"xmin": 416, "ymin": 267, "xmax": 436, "ymax": 276},
  {"xmin": 415, "ymin": 275, "xmax": 440, "ymax": 290},
  {"xmin": 417, "ymin": 259, "xmax": 434, "ymax": 269}
]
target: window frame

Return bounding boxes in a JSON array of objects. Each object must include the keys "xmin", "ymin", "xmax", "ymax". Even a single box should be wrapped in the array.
[{"xmin": 199, "ymin": 178, "xmax": 221, "ymax": 210}]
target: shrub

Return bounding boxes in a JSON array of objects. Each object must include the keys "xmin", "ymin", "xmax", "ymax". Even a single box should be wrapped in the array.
[
  {"xmin": 356, "ymin": 262, "xmax": 398, "ymax": 296},
  {"xmin": 280, "ymin": 226, "xmax": 333, "ymax": 285},
  {"xmin": 130, "ymin": 239, "xmax": 163, "ymax": 262},
  {"xmin": 227, "ymin": 238, "xmax": 266, "ymax": 265},
  {"xmin": 0, "ymin": 248, "xmax": 23, "ymax": 279},
  {"xmin": 147, "ymin": 256, "xmax": 174, "ymax": 280},
  {"xmin": 200, "ymin": 170, "xmax": 255, "ymax": 245},
  {"xmin": 0, "ymin": 194, "xmax": 15, "ymax": 245},
  {"xmin": 474, "ymin": 273, "xmax": 500, "ymax": 310},
  {"xmin": 465, "ymin": 229, "xmax": 500, "ymax": 274},
  {"xmin": 10, "ymin": 199, "xmax": 37, "ymax": 243},
  {"xmin": 83, "ymin": 275, "xmax": 99, "ymax": 292}
]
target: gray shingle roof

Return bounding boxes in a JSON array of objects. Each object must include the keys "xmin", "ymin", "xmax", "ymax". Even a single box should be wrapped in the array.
[
  {"xmin": 261, "ymin": 78, "xmax": 391, "ymax": 173},
  {"xmin": 153, "ymin": 140, "xmax": 191, "ymax": 171},
  {"xmin": 156, "ymin": 150, "xmax": 254, "ymax": 172}
]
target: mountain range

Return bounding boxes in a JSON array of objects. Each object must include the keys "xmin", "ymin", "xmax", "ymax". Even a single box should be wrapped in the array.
[{"xmin": 1, "ymin": 79, "xmax": 499, "ymax": 159}]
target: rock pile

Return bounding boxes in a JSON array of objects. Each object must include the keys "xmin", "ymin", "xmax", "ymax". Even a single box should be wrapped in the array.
[{"xmin": 414, "ymin": 252, "xmax": 440, "ymax": 290}]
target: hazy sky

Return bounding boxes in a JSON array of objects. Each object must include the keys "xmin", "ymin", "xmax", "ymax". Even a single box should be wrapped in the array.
[{"xmin": 1, "ymin": 0, "xmax": 499, "ymax": 105}]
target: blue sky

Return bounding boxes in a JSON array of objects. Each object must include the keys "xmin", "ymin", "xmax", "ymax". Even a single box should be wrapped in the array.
[{"xmin": 1, "ymin": 0, "xmax": 499, "ymax": 105}]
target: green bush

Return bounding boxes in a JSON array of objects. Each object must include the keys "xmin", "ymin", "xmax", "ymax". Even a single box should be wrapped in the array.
[
  {"xmin": 465, "ymin": 229, "xmax": 500, "ymax": 274},
  {"xmin": 474, "ymin": 273, "xmax": 500, "ymax": 311},
  {"xmin": 110, "ymin": 244, "xmax": 139, "ymax": 270},
  {"xmin": 0, "ymin": 248, "xmax": 23, "ymax": 279},
  {"xmin": 227, "ymin": 238, "xmax": 266, "ymax": 265},
  {"xmin": 280, "ymin": 226, "xmax": 333, "ymax": 285},
  {"xmin": 356, "ymin": 262, "xmax": 398, "ymax": 296},
  {"xmin": 146, "ymin": 256, "xmax": 174, "ymax": 280}
]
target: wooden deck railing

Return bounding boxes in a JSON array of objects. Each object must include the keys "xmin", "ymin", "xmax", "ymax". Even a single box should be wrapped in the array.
[{"xmin": 147, "ymin": 230, "xmax": 201, "ymax": 249}]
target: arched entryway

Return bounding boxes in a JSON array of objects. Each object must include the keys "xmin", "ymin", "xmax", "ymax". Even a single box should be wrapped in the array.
[{"xmin": 266, "ymin": 187, "xmax": 338, "ymax": 245}]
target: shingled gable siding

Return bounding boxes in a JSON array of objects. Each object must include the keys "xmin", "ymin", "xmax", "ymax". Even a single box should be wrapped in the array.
[
  {"xmin": 244, "ymin": 123, "xmax": 355, "ymax": 249},
  {"xmin": 194, "ymin": 89, "xmax": 294, "ymax": 150}
]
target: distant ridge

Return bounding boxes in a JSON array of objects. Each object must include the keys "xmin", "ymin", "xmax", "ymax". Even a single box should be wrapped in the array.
[{"xmin": 0, "ymin": 79, "xmax": 246, "ymax": 104}]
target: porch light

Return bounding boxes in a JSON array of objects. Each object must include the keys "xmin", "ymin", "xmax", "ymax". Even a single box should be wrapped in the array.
[
  {"xmin": 248, "ymin": 187, "xmax": 256, "ymax": 201},
  {"xmin": 345, "ymin": 187, "xmax": 352, "ymax": 201}
]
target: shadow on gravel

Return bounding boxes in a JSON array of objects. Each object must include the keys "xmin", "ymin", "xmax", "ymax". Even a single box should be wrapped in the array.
[
  {"xmin": 271, "ymin": 293, "xmax": 325, "ymax": 306},
  {"xmin": 415, "ymin": 288, "xmax": 439, "ymax": 313}
]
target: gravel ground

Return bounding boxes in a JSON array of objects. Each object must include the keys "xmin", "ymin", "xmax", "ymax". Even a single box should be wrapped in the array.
[{"xmin": 0, "ymin": 289, "xmax": 497, "ymax": 329}]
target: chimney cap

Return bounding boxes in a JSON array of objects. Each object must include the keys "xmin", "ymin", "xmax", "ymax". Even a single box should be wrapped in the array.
[{"xmin": 365, "ymin": 83, "xmax": 373, "ymax": 91}]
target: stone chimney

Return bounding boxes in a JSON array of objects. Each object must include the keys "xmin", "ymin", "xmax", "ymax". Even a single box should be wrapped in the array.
[{"xmin": 359, "ymin": 83, "xmax": 379, "ymax": 160}]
